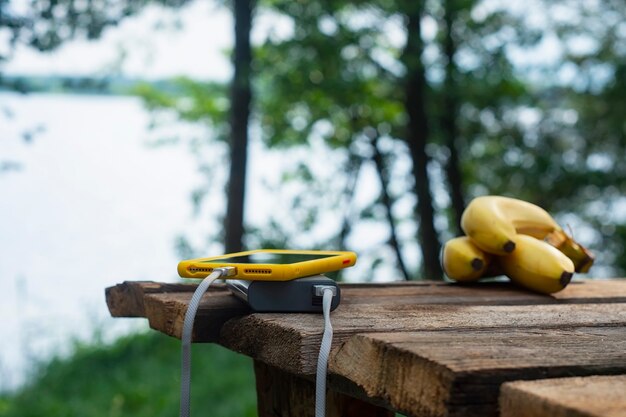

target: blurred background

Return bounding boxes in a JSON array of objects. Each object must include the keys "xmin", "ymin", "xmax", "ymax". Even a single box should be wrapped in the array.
[{"xmin": 1, "ymin": 0, "xmax": 625, "ymax": 415}]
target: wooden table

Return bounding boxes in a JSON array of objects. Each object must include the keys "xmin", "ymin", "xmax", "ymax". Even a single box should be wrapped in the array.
[{"xmin": 105, "ymin": 279, "xmax": 626, "ymax": 417}]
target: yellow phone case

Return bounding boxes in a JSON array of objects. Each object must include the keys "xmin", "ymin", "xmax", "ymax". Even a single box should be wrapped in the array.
[{"xmin": 178, "ymin": 249, "xmax": 357, "ymax": 281}]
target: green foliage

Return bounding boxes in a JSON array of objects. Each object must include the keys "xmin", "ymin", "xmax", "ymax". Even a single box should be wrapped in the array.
[
  {"xmin": 0, "ymin": 332, "xmax": 256, "ymax": 417},
  {"xmin": 252, "ymin": 2, "xmax": 419, "ymax": 277},
  {"xmin": 63, "ymin": 0, "xmax": 618, "ymax": 278},
  {"xmin": 0, "ymin": 0, "xmax": 194, "ymax": 61},
  {"xmin": 449, "ymin": 1, "xmax": 626, "ymax": 271},
  {"xmin": 127, "ymin": 0, "xmax": 626, "ymax": 278},
  {"xmin": 133, "ymin": 78, "xmax": 229, "ymax": 129}
]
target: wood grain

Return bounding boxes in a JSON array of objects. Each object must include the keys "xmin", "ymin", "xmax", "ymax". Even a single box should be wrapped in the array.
[
  {"xmin": 105, "ymin": 279, "xmax": 626, "ymax": 344},
  {"xmin": 106, "ymin": 281, "xmax": 224, "ymax": 317},
  {"xmin": 106, "ymin": 281, "xmax": 249, "ymax": 342},
  {"xmin": 330, "ymin": 327, "xmax": 626, "ymax": 417},
  {"xmin": 500, "ymin": 375, "xmax": 626, "ymax": 417},
  {"xmin": 341, "ymin": 279, "xmax": 626, "ymax": 305},
  {"xmin": 106, "ymin": 279, "xmax": 626, "ymax": 318},
  {"xmin": 219, "ymin": 303, "xmax": 626, "ymax": 375}
]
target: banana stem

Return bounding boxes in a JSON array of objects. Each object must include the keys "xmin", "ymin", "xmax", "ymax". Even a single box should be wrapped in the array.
[{"xmin": 545, "ymin": 230, "xmax": 595, "ymax": 273}]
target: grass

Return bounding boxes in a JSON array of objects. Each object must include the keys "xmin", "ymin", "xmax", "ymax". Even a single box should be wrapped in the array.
[{"xmin": 0, "ymin": 331, "xmax": 257, "ymax": 417}]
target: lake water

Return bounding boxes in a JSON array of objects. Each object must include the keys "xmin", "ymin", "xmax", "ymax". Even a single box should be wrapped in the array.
[{"xmin": 0, "ymin": 92, "xmax": 205, "ymax": 389}]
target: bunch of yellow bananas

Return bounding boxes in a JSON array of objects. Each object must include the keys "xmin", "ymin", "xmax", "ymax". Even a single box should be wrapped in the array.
[{"xmin": 442, "ymin": 196, "xmax": 594, "ymax": 294}]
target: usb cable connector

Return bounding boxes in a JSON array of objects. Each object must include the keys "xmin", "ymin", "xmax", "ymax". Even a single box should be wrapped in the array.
[
  {"xmin": 313, "ymin": 285, "xmax": 337, "ymax": 297},
  {"xmin": 215, "ymin": 266, "xmax": 237, "ymax": 277}
]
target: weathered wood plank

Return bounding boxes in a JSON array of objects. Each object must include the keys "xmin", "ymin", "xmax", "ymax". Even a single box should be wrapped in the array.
[
  {"xmin": 342, "ymin": 279, "xmax": 626, "ymax": 305},
  {"xmin": 142, "ymin": 292, "xmax": 248, "ymax": 343},
  {"xmin": 330, "ymin": 327, "xmax": 626, "ymax": 417},
  {"xmin": 500, "ymin": 375, "xmax": 626, "ymax": 417},
  {"xmin": 106, "ymin": 281, "xmax": 223, "ymax": 317},
  {"xmin": 106, "ymin": 281, "xmax": 249, "ymax": 342},
  {"xmin": 219, "ymin": 303, "xmax": 626, "ymax": 375},
  {"xmin": 106, "ymin": 283, "xmax": 626, "ymax": 368},
  {"xmin": 106, "ymin": 279, "xmax": 626, "ymax": 318},
  {"xmin": 105, "ymin": 279, "xmax": 626, "ymax": 342},
  {"xmin": 254, "ymin": 361, "xmax": 394, "ymax": 417}
]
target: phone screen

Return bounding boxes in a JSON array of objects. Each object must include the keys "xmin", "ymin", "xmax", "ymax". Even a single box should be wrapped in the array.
[{"xmin": 199, "ymin": 253, "xmax": 334, "ymax": 265}]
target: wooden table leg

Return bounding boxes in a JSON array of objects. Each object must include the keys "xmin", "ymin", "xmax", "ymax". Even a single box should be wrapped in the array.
[{"xmin": 254, "ymin": 360, "xmax": 394, "ymax": 417}]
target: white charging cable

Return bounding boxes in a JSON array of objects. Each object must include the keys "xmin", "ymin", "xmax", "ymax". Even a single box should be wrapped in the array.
[
  {"xmin": 180, "ymin": 267, "xmax": 235, "ymax": 417},
  {"xmin": 180, "ymin": 271, "xmax": 335, "ymax": 417},
  {"xmin": 315, "ymin": 286, "xmax": 335, "ymax": 417}
]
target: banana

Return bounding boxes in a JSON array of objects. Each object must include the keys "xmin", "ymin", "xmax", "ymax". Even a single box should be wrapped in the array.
[
  {"xmin": 498, "ymin": 234, "xmax": 575, "ymax": 294},
  {"xmin": 442, "ymin": 236, "xmax": 492, "ymax": 282},
  {"xmin": 461, "ymin": 195, "xmax": 594, "ymax": 272},
  {"xmin": 461, "ymin": 196, "xmax": 560, "ymax": 255}
]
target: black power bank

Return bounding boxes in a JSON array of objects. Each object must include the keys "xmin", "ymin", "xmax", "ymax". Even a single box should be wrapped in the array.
[{"xmin": 225, "ymin": 275, "xmax": 340, "ymax": 313}]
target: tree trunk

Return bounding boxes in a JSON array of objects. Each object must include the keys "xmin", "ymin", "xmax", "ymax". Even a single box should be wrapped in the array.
[
  {"xmin": 442, "ymin": 0, "xmax": 466, "ymax": 234},
  {"xmin": 225, "ymin": 0, "xmax": 254, "ymax": 253},
  {"xmin": 401, "ymin": 1, "xmax": 443, "ymax": 280},
  {"xmin": 370, "ymin": 135, "xmax": 412, "ymax": 281},
  {"xmin": 338, "ymin": 153, "xmax": 362, "ymax": 249}
]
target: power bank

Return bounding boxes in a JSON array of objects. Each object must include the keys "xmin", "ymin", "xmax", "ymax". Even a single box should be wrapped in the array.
[{"xmin": 226, "ymin": 275, "xmax": 341, "ymax": 312}]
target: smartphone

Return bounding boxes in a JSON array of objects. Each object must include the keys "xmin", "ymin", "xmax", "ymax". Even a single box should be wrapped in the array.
[{"xmin": 177, "ymin": 249, "xmax": 357, "ymax": 281}]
